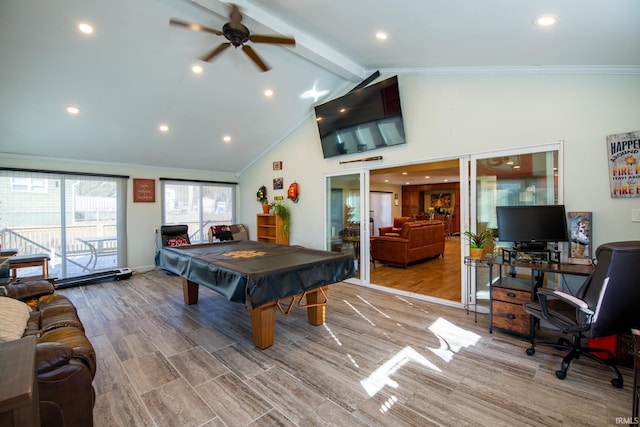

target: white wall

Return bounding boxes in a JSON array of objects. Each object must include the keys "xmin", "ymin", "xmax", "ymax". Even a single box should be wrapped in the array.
[
  {"xmin": 239, "ymin": 73, "xmax": 640, "ymax": 250},
  {"xmin": 0, "ymin": 156, "xmax": 238, "ymax": 271},
  {"xmin": 3, "ymin": 72, "xmax": 639, "ymax": 271}
]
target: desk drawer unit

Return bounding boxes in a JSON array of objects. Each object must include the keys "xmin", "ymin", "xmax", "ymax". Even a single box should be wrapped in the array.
[{"xmin": 492, "ymin": 285, "xmax": 531, "ymax": 336}]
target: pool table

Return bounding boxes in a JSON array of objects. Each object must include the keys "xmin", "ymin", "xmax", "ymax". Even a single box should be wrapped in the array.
[{"xmin": 156, "ymin": 240, "xmax": 356, "ymax": 348}]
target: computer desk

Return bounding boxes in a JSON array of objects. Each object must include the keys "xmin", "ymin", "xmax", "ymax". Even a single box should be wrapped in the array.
[{"xmin": 484, "ymin": 255, "xmax": 594, "ymax": 338}]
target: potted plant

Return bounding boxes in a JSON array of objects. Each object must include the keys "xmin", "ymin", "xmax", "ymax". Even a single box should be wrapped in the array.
[
  {"xmin": 256, "ymin": 185, "xmax": 270, "ymax": 213},
  {"xmin": 270, "ymin": 200, "xmax": 290, "ymax": 238},
  {"xmin": 463, "ymin": 229, "xmax": 494, "ymax": 259}
]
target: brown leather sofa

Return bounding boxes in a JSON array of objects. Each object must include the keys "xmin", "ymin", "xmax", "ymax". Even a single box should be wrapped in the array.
[
  {"xmin": 2, "ymin": 280, "xmax": 96, "ymax": 427},
  {"xmin": 378, "ymin": 216, "xmax": 413, "ymax": 237},
  {"xmin": 371, "ymin": 220, "xmax": 446, "ymax": 267}
]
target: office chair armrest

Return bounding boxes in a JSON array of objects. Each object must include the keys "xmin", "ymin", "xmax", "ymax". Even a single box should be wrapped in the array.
[{"xmin": 537, "ymin": 288, "xmax": 594, "ymax": 320}]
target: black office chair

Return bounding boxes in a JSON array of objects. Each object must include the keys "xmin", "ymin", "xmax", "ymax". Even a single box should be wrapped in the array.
[{"xmin": 523, "ymin": 241, "xmax": 640, "ymax": 388}]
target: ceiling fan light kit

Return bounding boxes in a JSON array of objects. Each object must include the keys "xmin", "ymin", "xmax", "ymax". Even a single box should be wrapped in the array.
[{"xmin": 170, "ymin": 3, "xmax": 295, "ymax": 72}]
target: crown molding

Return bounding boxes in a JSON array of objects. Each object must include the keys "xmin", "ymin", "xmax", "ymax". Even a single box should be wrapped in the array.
[{"xmin": 378, "ymin": 65, "xmax": 640, "ymax": 75}]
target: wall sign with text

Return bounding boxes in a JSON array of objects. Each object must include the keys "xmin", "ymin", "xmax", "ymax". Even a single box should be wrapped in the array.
[
  {"xmin": 133, "ymin": 178, "xmax": 156, "ymax": 202},
  {"xmin": 608, "ymin": 130, "xmax": 640, "ymax": 198}
]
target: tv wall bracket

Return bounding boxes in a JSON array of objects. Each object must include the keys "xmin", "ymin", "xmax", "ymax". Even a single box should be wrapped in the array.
[{"xmin": 348, "ymin": 70, "xmax": 380, "ymax": 93}]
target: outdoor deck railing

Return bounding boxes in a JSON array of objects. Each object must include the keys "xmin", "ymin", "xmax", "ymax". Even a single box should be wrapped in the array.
[{"xmin": 0, "ymin": 225, "xmax": 118, "ymax": 276}]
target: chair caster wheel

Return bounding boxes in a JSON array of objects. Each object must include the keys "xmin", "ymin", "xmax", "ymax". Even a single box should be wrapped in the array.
[
  {"xmin": 611, "ymin": 378, "xmax": 623, "ymax": 388},
  {"xmin": 526, "ymin": 347, "xmax": 535, "ymax": 356},
  {"xmin": 555, "ymin": 370, "xmax": 567, "ymax": 380}
]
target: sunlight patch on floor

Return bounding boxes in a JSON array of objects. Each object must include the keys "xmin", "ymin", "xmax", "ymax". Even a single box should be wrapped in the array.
[
  {"xmin": 360, "ymin": 346, "xmax": 440, "ymax": 397},
  {"xmin": 343, "ymin": 299, "xmax": 376, "ymax": 326},
  {"xmin": 322, "ymin": 323, "xmax": 342, "ymax": 346},
  {"xmin": 356, "ymin": 294, "xmax": 391, "ymax": 318},
  {"xmin": 427, "ymin": 317, "xmax": 481, "ymax": 362}
]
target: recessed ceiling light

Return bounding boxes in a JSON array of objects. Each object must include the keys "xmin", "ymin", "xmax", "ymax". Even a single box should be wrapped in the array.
[
  {"xmin": 402, "ymin": 172, "xmax": 408, "ymax": 175},
  {"xmin": 375, "ymin": 32, "xmax": 388, "ymax": 40},
  {"xmin": 66, "ymin": 106, "xmax": 80, "ymax": 115},
  {"xmin": 405, "ymin": 182, "xmax": 410, "ymax": 185},
  {"xmin": 78, "ymin": 23, "xmax": 93, "ymax": 34},
  {"xmin": 444, "ymin": 179, "xmax": 449, "ymax": 182},
  {"xmin": 339, "ymin": 108, "xmax": 346, "ymax": 113},
  {"xmin": 513, "ymin": 165, "xmax": 521, "ymax": 169},
  {"xmin": 223, "ymin": 135, "xmax": 231, "ymax": 143},
  {"xmin": 384, "ymin": 179, "xmax": 389, "ymax": 183},
  {"xmin": 425, "ymin": 176, "xmax": 430, "ymax": 179},
  {"xmin": 191, "ymin": 64, "xmax": 203, "ymax": 74},
  {"xmin": 533, "ymin": 14, "xmax": 561, "ymax": 27},
  {"xmin": 159, "ymin": 124, "xmax": 170, "ymax": 133},
  {"xmin": 264, "ymin": 89, "xmax": 274, "ymax": 97}
]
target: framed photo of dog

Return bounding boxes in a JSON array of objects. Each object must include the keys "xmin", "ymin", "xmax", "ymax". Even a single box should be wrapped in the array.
[{"xmin": 569, "ymin": 211, "xmax": 592, "ymax": 265}]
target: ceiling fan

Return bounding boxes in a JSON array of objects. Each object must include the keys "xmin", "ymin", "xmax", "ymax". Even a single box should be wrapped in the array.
[{"xmin": 170, "ymin": 3, "xmax": 295, "ymax": 72}]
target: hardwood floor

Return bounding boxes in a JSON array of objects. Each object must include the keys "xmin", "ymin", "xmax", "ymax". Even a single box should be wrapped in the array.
[
  {"xmin": 370, "ymin": 236, "xmax": 462, "ymax": 302},
  {"xmin": 58, "ymin": 269, "xmax": 633, "ymax": 426}
]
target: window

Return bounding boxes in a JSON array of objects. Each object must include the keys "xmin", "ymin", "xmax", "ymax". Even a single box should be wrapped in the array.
[
  {"xmin": 0, "ymin": 169, "xmax": 127, "ymax": 279},
  {"xmin": 161, "ymin": 179, "xmax": 237, "ymax": 243},
  {"xmin": 10, "ymin": 177, "xmax": 48, "ymax": 193}
]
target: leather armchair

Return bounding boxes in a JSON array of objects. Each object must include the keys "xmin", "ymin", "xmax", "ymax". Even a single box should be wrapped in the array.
[
  {"xmin": 3, "ymin": 280, "xmax": 96, "ymax": 426},
  {"xmin": 208, "ymin": 224, "xmax": 249, "ymax": 242},
  {"xmin": 160, "ymin": 224, "xmax": 191, "ymax": 247}
]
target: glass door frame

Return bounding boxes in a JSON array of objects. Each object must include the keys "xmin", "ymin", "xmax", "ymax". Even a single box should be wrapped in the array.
[
  {"xmin": 325, "ymin": 170, "xmax": 371, "ymax": 284},
  {"xmin": 466, "ymin": 141, "xmax": 564, "ymax": 310}
]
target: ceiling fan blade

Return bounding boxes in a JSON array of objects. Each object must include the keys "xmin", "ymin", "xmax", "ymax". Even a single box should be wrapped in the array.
[
  {"xmin": 169, "ymin": 18, "xmax": 223, "ymax": 36},
  {"xmin": 242, "ymin": 45, "xmax": 270, "ymax": 72},
  {"xmin": 229, "ymin": 4, "xmax": 243, "ymax": 29},
  {"xmin": 200, "ymin": 43, "xmax": 231, "ymax": 62},
  {"xmin": 250, "ymin": 34, "xmax": 296, "ymax": 45}
]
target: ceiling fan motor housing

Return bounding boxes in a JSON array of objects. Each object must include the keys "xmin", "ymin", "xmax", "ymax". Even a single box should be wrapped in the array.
[{"xmin": 223, "ymin": 23, "xmax": 250, "ymax": 47}]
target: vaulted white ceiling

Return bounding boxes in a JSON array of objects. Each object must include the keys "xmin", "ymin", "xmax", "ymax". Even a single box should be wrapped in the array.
[{"xmin": 1, "ymin": 0, "xmax": 638, "ymax": 174}]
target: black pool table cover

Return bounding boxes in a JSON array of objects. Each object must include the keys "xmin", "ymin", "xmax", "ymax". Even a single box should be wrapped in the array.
[{"xmin": 156, "ymin": 240, "xmax": 356, "ymax": 307}]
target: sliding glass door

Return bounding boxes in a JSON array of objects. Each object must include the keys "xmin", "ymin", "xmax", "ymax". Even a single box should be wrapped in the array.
[
  {"xmin": 326, "ymin": 171, "xmax": 370, "ymax": 282},
  {"xmin": 0, "ymin": 170, "xmax": 127, "ymax": 279},
  {"xmin": 468, "ymin": 143, "xmax": 562, "ymax": 308}
]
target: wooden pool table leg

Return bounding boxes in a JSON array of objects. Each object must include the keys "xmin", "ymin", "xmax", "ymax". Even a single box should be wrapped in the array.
[
  {"xmin": 248, "ymin": 298, "xmax": 277, "ymax": 349},
  {"xmin": 305, "ymin": 286, "xmax": 328, "ymax": 325},
  {"xmin": 182, "ymin": 278, "xmax": 199, "ymax": 304}
]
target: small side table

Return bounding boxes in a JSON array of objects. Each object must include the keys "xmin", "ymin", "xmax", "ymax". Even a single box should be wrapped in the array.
[
  {"xmin": 464, "ymin": 256, "xmax": 494, "ymax": 323},
  {"xmin": 632, "ymin": 329, "xmax": 640, "ymax": 420},
  {"xmin": 0, "ymin": 335, "xmax": 40, "ymax": 426}
]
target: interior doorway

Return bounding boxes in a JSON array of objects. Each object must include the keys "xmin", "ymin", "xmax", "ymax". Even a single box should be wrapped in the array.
[
  {"xmin": 370, "ymin": 191, "xmax": 392, "ymax": 237},
  {"xmin": 369, "ymin": 159, "xmax": 463, "ymax": 303}
]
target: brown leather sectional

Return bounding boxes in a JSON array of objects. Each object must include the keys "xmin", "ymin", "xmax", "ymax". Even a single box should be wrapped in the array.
[
  {"xmin": 371, "ymin": 220, "xmax": 446, "ymax": 267},
  {"xmin": 378, "ymin": 216, "xmax": 413, "ymax": 237},
  {"xmin": 3, "ymin": 280, "xmax": 96, "ymax": 427}
]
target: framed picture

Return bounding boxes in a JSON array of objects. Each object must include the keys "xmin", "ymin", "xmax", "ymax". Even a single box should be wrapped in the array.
[
  {"xmin": 568, "ymin": 211, "xmax": 592, "ymax": 265},
  {"xmin": 273, "ymin": 161, "xmax": 282, "ymax": 170},
  {"xmin": 273, "ymin": 177, "xmax": 283, "ymax": 190},
  {"xmin": 430, "ymin": 193, "xmax": 451, "ymax": 209},
  {"xmin": 133, "ymin": 178, "xmax": 156, "ymax": 203}
]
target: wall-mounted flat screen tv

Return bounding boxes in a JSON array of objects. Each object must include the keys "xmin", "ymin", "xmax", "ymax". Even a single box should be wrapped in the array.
[
  {"xmin": 496, "ymin": 205, "xmax": 569, "ymax": 250},
  {"xmin": 314, "ymin": 75, "xmax": 406, "ymax": 159}
]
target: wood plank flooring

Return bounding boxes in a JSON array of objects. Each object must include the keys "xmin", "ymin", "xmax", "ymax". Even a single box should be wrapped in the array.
[
  {"xmin": 371, "ymin": 236, "xmax": 462, "ymax": 302},
  {"xmin": 59, "ymin": 269, "xmax": 634, "ymax": 426}
]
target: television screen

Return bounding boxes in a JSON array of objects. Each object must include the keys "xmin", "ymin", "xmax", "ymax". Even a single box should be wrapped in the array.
[
  {"xmin": 496, "ymin": 205, "xmax": 569, "ymax": 249},
  {"xmin": 314, "ymin": 76, "xmax": 406, "ymax": 159}
]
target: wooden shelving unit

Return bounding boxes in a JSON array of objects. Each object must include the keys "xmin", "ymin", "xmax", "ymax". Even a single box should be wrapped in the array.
[{"xmin": 256, "ymin": 213, "xmax": 289, "ymax": 245}]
